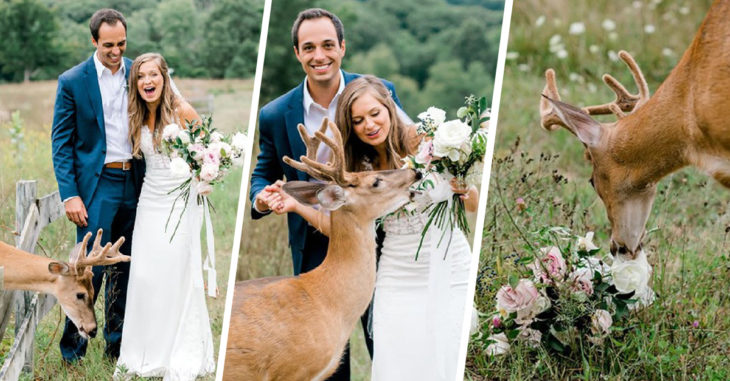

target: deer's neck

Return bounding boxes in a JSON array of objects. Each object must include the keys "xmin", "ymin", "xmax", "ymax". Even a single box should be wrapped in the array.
[
  {"xmin": 302, "ymin": 211, "xmax": 377, "ymax": 323},
  {"xmin": 0, "ymin": 241, "xmax": 57, "ymax": 293}
]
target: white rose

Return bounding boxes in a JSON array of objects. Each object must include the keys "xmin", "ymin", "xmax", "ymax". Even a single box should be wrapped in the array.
[
  {"xmin": 210, "ymin": 131, "xmax": 223, "ymax": 143},
  {"xmin": 199, "ymin": 163, "xmax": 219, "ymax": 182},
  {"xmin": 433, "ymin": 119, "xmax": 471, "ymax": 151},
  {"xmin": 169, "ymin": 157, "xmax": 190, "ymax": 177},
  {"xmin": 231, "ymin": 132, "xmax": 247, "ymax": 152},
  {"xmin": 418, "ymin": 106, "xmax": 446, "ymax": 126},
  {"xmin": 486, "ymin": 333, "xmax": 510, "ymax": 356},
  {"xmin": 196, "ymin": 181, "xmax": 213, "ymax": 196},
  {"xmin": 178, "ymin": 131, "xmax": 191, "ymax": 144},
  {"xmin": 611, "ymin": 250, "xmax": 651, "ymax": 294},
  {"xmin": 162, "ymin": 123, "xmax": 181, "ymax": 142},
  {"xmin": 591, "ymin": 309, "xmax": 612, "ymax": 336}
]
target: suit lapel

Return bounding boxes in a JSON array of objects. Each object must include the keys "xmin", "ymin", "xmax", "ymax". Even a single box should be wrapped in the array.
[
  {"xmin": 84, "ymin": 56, "xmax": 105, "ymax": 137},
  {"xmin": 285, "ymin": 82, "xmax": 308, "ymax": 180}
]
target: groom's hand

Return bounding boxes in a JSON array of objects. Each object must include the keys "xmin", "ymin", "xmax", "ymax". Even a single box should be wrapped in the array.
[{"xmin": 64, "ymin": 197, "xmax": 88, "ymax": 227}]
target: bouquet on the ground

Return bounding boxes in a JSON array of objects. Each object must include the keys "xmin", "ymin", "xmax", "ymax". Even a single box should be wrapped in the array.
[
  {"xmin": 477, "ymin": 228, "xmax": 655, "ymax": 356},
  {"xmin": 403, "ymin": 95, "xmax": 489, "ymax": 257},
  {"xmin": 161, "ymin": 115, "xmax": 247, "ymax": 237}
]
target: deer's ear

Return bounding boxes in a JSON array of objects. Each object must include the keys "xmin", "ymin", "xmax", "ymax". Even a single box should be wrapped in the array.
[
  {"xmin": 282, "ymin": 181, "xmax": 327, "ymax": 206},
  {"xmin": 317, "ymin": 185, "xmax": 346, "ymax": 211},
  {"xmin": 48, "ymin": 262, "xmax": 71, "ymax": 275},
  {"xmin": 545, "ymin": 96, "xmax": 603, "ymax": 147}
]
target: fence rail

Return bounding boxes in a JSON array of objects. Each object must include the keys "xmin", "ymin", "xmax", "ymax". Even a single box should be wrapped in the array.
[{"xmin": 0, "ymin": 180, "xmax": 64, "ymax": 380}]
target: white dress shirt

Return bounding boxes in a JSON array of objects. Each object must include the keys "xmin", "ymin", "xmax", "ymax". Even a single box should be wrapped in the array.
[
  {"xmin": 302, "ymin": 71, "xmax": 345, "ymax": 164},
  {"xmin": 93, "ymin": 52, "xmax": 132, "ymax": 164}
]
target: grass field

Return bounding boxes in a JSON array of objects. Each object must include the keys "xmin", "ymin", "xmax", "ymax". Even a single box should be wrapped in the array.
[
  {"xmin": 466, "ymin": 0, "xmax": 730, "ymax": 379},
  {"xmin": 0, "ymin": 78, "xmax": 252, "ymax": 380}
]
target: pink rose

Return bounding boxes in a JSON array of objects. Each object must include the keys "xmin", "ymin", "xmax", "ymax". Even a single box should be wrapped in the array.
[
  {"xmin": 529, "ymin": 246, "xmax": 567, "ymax": 283},
  {"xmin": 569, "ymin": 268, "xmax": 594, "ymax": 296},
  {"xmin": 203, "ymin": 147, "xmax": 221, "ymax": 165},
  {"xmin": 199, "ymin": 163, "xmax": 219, "ymax": 182},
  {"xmin": 196, "ymin": 181, "xmax": 213, "ymax": 196},
  {"xmin": 496, "ymin": 279, "xmax": 539, "ymax": 314},
  {"xmin": 188, "ymin": 143, "xmax": 205, "ymax": 161},
  {"xmin": 588, "ymin": 309, "xmax": 613, "ymax": 344},
  {"xmin": 414, "ymin": 140, "xmax": 434, "ymax": 165}
]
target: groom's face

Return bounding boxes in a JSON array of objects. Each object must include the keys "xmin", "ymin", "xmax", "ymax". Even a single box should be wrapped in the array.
[
  {"xmin": 294, "ymin": 17, "xmax": 345, "ymax": 87},
  {"xmin": 92, "ymin": 21, "xmax": 127, "ymax": 72}
]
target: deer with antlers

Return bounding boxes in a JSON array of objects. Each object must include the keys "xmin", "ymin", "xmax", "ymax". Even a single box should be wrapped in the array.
[
  {"xmin": 539, "ymin": 0, "xmax": 730, "ymax": 258},
  {"xmin": 0, "ymin": 229, "xmax": 129, "ymax": 338},
  {"xmin": 223, "ymin": 119, "xmax": 420, "ymax": 380}
]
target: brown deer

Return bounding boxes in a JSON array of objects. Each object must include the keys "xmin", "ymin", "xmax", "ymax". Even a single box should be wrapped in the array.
[
  {"xmin": 223, "ymin": 119, "xmax": 420, "ymax": 380},
  {"xmin": 0, "ymin": 229, "xmax": 129, "ymax": 338},
  {"xmin": 539, "ymin": 0, "xmax": 730, "ymax": 258}
]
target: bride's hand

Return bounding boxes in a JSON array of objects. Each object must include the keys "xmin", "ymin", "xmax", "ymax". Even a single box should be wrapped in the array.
[
  {"xmin": 450, "ymin": 177, "xmax": 479, "ymax": 212},
  {"xmin": 266, "ymin": 184, "xmax": 301, "ymax": 215}
]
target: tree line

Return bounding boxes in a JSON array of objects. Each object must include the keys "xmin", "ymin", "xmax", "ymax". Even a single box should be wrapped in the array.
[
  {"xmin": 0, "ymin": 0, "xmax": 262, "ymax": 82},
  {"xmin": 261, "ymin": 0, "xmax": 504, "ymax": 116}
]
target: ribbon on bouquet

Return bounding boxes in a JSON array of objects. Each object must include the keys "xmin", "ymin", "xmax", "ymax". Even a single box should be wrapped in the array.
[{"xmin": 202, "ymin": 197, "xmax": 217, "ymax": 298}]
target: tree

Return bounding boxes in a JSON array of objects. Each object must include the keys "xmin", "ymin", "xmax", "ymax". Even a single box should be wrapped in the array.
[
  {"xmin": 202, "ymin": 0, "xmax": 262, "ymax": 78},
  {"xmin": 0, "ymin": 0, "xmax": 62, "ymax": 82}
]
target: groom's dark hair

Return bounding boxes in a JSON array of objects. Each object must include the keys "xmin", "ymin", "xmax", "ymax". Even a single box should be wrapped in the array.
[
  {"xmin": 291, "ymin": 8, "xmax": 344, "ymax": 50},
  {"xmin": 89, "ymin": 8, "xmax": 127, "ymax": 41}
]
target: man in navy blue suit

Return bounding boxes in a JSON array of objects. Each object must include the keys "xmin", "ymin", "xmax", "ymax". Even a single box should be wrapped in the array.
[
  {"xmin": 249, "ymin": 8, "xmax": 401, "ymax": 380},
  {"xmin": 51, "ymin": 8, "xmax": 143, "ymax": 363}
]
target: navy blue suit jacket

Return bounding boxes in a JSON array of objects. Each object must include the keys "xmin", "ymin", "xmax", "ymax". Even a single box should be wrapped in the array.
[
  {"xmin": 250, "ymin": 71, "xmax": 401, "ymax": 275},
  {"xmin": 51, "ymin": 55, "xmax": 144, "ymax": 205}
]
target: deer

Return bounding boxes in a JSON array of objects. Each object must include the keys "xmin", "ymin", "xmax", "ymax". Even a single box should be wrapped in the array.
[
  {"xmin": 539, "ymin": 0, "xmax": 730, "ymax": 259},
  {"xmin": 0, "ymin": 229, "xmax": 129, "ymax": 339},
  {"xmin": 223, "ymin": 118, "xmax": 421, "ymax": 380}
]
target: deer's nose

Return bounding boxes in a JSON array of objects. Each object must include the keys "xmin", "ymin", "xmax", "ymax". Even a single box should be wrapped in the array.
[
  {"xmin": 413, "ymin": 170, "xmax": 422, "ymax": 180},
  {"xmin": 88, "ymin": 327, "xmax": 97, "ymax": 338}
]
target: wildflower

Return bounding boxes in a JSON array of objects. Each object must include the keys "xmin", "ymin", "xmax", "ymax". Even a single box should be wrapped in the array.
[
  {"xmin": 535, "ymin": 15, "xmax": 546, "ymax": 27},
  {"xmin": 602, "ymin": 19, "xmax": 616, "ymax": 31},
  {"xmin": 569, "ymin": 22, "xmax": 585, "ymax": 35},
  {"xmin": 644, "ymin": 24, "xmax": 656, "ymax": 34},
  {"xmin": 515, "ymin": 197, "xmax": 527, "ymax": 212}
]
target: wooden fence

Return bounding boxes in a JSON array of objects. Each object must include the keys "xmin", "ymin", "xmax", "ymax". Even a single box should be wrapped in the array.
[{"xmin": 0, "ymin": 181, "xmax": 64, "ymax": 380}]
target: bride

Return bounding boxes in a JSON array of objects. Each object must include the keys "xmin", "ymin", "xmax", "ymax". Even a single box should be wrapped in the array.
[
  {"xmin": 265, "ymin": 75, "xmax": 478, "ymax": 380},
  {"xmin": 115, "ymin": 52, "xmax": 215, "ymax": 380}
]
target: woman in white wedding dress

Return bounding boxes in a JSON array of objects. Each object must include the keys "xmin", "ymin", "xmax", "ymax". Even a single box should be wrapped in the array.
[
  {"xmin": 115, "ymin": 53, "xmax": 215, "ymax": 380},
  {"xmin": 265, "ymin": 76, "xmax": 479, "ymax": 380}
]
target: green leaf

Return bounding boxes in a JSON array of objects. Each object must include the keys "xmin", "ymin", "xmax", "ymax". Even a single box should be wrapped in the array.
[{"xmin": 508, "ymin": 274, "xmax": 519, "ymax": 289}]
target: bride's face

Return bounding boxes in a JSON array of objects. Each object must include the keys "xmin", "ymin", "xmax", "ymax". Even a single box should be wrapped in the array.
[
  {"xmin": 136, "ymin": 61, "xmax": 164, "ymax": 104},
  {"xmin": 350, "ymin": 91, "xmax": 391, "ymax": 148}
]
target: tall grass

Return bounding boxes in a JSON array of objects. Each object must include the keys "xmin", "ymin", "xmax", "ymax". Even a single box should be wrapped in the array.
[
  {"xmin": 467, "ymin": 1, "xmax": 729, "ymax": 379},
  {"xmin": 0, "ymin": 78, "xmax": 251, "ymax": 380}
]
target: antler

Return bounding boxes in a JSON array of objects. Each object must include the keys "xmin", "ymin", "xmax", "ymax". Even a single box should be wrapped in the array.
[
  {"xmin": 540, "ymin": 50, "xmax": 651, "ymax": 131},
  {"xmin": 72, "ymin": 229, "xmax": 130, "ymax": 272},
  {"xmin": 282, "ymin": 118, "xmax": 352, "ymax": 185}
]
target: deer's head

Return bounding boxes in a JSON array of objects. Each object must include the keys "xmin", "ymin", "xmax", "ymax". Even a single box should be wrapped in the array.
[
  {"xmin": 282, "ymin": 118, "xmax": 421, "ymax": 221},
  {"xmin": 540, "ymin": 51, "xmax": 654, "ymax": 258},
  {"xmin": 48, "ymin": 229, "xmax": 129, "ymax": 339}
]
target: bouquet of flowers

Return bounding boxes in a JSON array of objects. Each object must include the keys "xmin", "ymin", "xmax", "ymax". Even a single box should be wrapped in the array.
[
  {"xmin": 403, "ymin": 95, "xmax": 489, "ymax": 257},
  {"xmin": 161, "ymin": 116, "xmax": 247, "ymax": 237},
  {"xmin": 478, "ymin": 228, "xmax": 655, "ymax": 356}
]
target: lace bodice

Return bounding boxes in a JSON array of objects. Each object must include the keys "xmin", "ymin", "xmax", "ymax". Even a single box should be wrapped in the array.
[
  {"xmin": 382, "ymin": 172, "xmax": 453, "ymax": 235},
  {"xmin": 140, "ymin": 127, "xmax": 171, "ymax": 170}
]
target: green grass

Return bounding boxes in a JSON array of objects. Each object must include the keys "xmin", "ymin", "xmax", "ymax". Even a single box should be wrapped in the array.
[
  {"xmin": 0, "ymin": 78, "xmax": 252, "ymax": 380},
  {"xmin": 467, "ymin": 1, "xmax": 730, "ymax": 379}
]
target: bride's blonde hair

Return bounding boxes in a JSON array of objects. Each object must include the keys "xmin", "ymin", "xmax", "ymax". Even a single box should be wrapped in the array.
[{"xmin": 128, "ymin": 53, "xmax": 179, "ymax": 158}]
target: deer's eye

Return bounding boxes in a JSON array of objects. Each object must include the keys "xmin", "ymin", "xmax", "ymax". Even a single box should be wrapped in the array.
[
  {"xmin": 76, "ymin": 293, "xmax": 86, "ymax": 301},
  {"xmin": 373, "ymin": 178, "xmax": 381, "ymax": 188}
]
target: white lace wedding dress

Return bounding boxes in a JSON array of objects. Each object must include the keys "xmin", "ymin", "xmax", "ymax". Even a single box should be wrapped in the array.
[
  {"xmin": 116, "ymin": 127, "xmax": 215, "ymax": 380},
  {"xmin": 371, "ymin": 173, "xmax": 472, "ymax": 381}
]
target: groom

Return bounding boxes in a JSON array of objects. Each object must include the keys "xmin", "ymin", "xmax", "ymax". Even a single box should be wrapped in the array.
[
  {"xmin": 51, "ymin": 8, "xmax": 143, "ymax": 362},
  {"xmin": 249, "ymin": 8, "xmax": 401, "ymax": 380}
]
